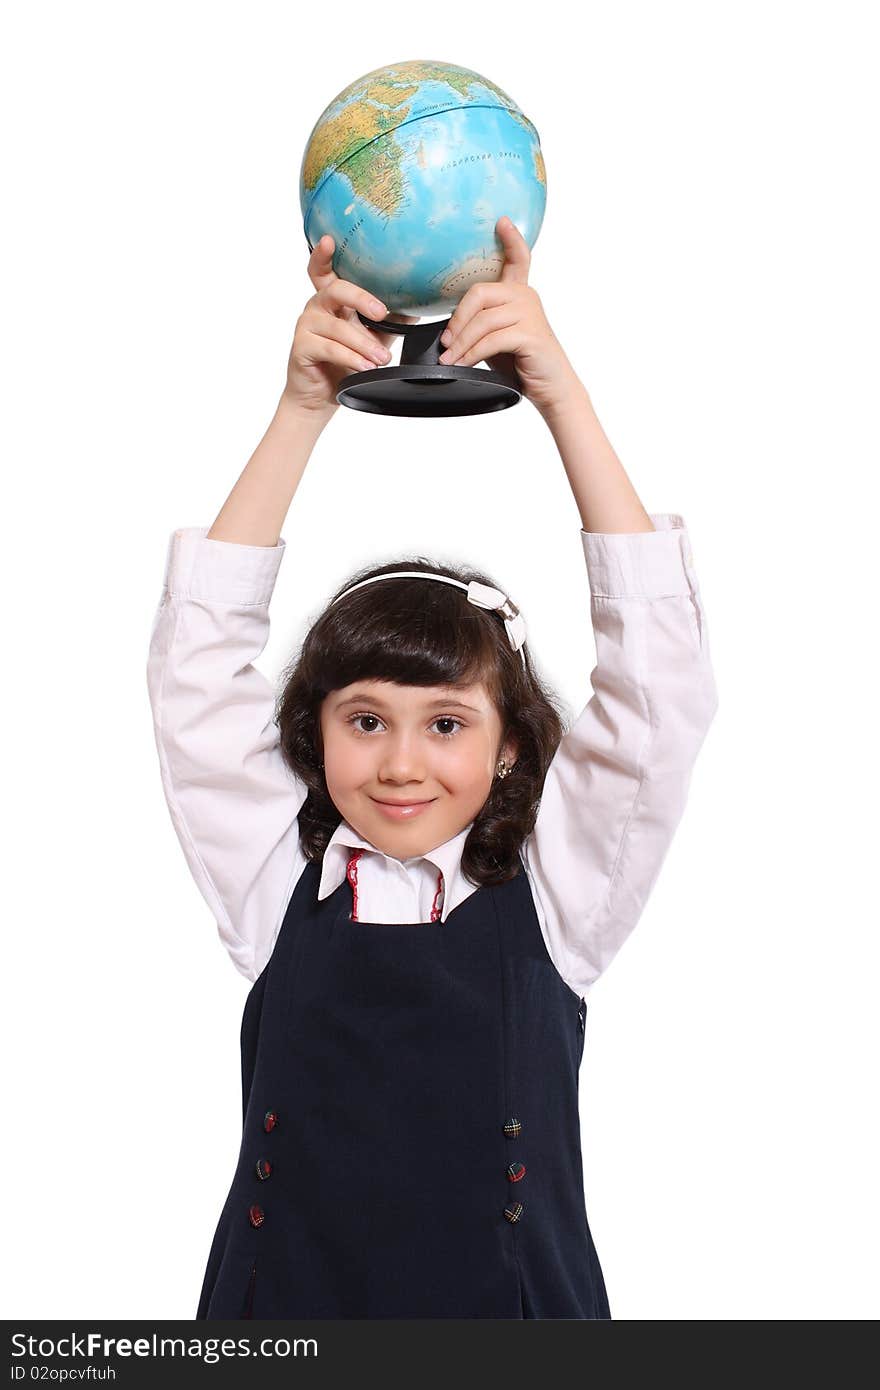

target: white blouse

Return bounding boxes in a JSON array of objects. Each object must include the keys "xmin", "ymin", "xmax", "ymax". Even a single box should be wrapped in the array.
[{"xmin": 146, "ymin": 515, "xmax": 718, "ymax": 1001}]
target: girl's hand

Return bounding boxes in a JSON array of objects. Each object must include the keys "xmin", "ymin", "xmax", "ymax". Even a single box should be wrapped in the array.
[
  {"xmin": 282, "ymin": 236, "xmax": 421, "ymax": 416},
  {"xmin": 437, "ymin": 216, "xmax": 578, "ymax": 414}
]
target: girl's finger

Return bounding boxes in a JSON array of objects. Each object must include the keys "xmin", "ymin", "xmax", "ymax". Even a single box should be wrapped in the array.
[
  {"xmin": 439, "ymin": 304, "xmax": 519, "ymax": 364},
  {"xmin": 307, "ymin": 238, "xmax": 408, "ymax": 327},
  {"xmin": 307, "ymin": 235, "xmax": 340, "ymax": 291},
  {"xmin": 301, "ymin": 329, "xmax": 380, "ymax": 374},
  {"xmin": 318, "ymin": 276, "xmax": 389, "ymax": 324},
  {"xmin": 496, "ymin": 215, "xmax": 531, "ymax": 284},
  {"xmin": 441, "ymin": 324, "xmax": 522, "ymax": 368},
  {"xmin": 306, "ymin": 316, "xmax": 391, "ymax": 366},
  {"xmin": 439, "ymin": 284, "xmax": 513, "ymax": 349}
]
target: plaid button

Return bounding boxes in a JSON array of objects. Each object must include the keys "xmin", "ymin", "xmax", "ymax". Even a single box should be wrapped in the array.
[
  {"xmin": 248, "ymin": 1204, "xmax": 265, "ymax": 1228},
  {"xmin": 503, "ymin": 1118, "xmax": 522, "ymax": 1139},
  {"xmin": 507, "ymin": 1162, "xmax": 526, "ymax": 1183},
  {"xmin": 503, "ymin": 1202, "xmax": 524, "ymax": 1224},
  {"xmin": 255, "ymin": 1158, "xmax": 272, "ymax": 1180},
  {"xmin": 263, "ymin": 1109, "xmax": 279, "ymax": 1133}
]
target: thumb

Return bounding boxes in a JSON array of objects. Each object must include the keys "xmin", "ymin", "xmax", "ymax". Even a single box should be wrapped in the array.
[
  {"xmin": 308, "ymin": 234, "xmax": 337, "ymax": 289},
  {"xmin": 497, "ymin": 216, "xmax": 531, "ymax": 284}
]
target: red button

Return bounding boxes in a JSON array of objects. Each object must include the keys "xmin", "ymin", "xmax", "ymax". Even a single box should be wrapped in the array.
[
  {"xmin": 255, "ymin": 1158, "xmax": 272, "ymax": 1181},
  {"xmin": 263, "ymin": 1110, "xmax": 278, "ymax": 1133},
  {"xmin": 248, "ymin": 1204, "xmax": 265, "ymax": 1228}
]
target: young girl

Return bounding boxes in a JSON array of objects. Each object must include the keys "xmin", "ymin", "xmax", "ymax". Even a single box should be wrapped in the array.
[{"xmin": 147, "ymin": 217, "xmax": 718, "ymax": 1320}]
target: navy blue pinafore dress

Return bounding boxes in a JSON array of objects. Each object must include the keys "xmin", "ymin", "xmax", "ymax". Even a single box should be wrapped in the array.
[{"xmin": 196, "ymin": 852, "xmax": 611, "ymax": 1319}]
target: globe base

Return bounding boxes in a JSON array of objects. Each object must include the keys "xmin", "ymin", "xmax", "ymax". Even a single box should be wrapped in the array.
[
  {"xmin": 338, "ymin": 315, "xmax": 523, "ymax": 417},
  {"xmin": 337, "ymin": 363, "xmax": 521, "ymax": 417}
]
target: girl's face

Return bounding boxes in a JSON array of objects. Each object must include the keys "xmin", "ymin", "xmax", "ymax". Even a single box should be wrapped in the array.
[{"xmin": 319, "ymin": 678, "xmax": 517, "ymax": 858}]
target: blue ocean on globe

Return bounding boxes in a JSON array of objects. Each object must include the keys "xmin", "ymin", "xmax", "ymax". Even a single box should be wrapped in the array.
[{"xmin": 299, "ymin": 59, "xmax": 547, "ymax": 317}]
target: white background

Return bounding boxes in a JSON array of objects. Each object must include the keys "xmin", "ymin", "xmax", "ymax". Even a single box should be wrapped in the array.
[{"xmin": 3, "ymin": 0, "xmax": 877, "ymax": 1321}]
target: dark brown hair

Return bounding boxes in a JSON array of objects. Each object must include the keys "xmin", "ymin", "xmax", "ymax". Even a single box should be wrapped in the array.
[{"xmin": 274, "ymin": 554, "xmax": 566, "ymax": 886}]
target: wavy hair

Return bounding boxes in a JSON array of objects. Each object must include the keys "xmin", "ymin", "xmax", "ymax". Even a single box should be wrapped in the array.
[{"xmin": 274, "ymin": 554, "xmax": 566, "ymax": 886}]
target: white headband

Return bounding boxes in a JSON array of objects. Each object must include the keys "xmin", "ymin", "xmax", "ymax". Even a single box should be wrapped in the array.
[{"xmin": 329, "ymin": 570, "xmax": 528, "ymax": 670}]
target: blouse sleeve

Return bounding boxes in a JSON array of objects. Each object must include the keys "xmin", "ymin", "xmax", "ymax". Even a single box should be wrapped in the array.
[
  {"xmin": 146, "ymin": 526, "xmax": 309, "ymax": 981},
  {"xmin": 522, "ymin": 513, "xmax": 719, "ymax": 1000}
]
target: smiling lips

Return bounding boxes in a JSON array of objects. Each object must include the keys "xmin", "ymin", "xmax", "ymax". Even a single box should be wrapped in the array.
[{"xmin": 370, "ymin": 797, "xmax": 436, "ymax": 820}]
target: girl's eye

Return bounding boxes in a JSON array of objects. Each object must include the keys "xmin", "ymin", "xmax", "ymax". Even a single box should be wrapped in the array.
[
  {"xmin": 347, "ymin": 713, "xmax": 464, "ymax": 739},
  {"xmin": 432, "ymin": 717, "xmax": 463, "ymax": 739},
  {"xmin": 348, "ymin": 713, "xmax": 384, "ymax": 736}
]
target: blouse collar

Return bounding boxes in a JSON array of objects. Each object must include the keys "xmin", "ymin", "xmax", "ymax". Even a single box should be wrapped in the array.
[{"xmin": 318, "ymin": 815, "xmax": 476, "ymax": 923}]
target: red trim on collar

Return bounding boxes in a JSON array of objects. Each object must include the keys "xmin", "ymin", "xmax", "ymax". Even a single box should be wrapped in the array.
[{"xmin": 345, "ymin": 848, "xmax": 444, "ymax": 922}]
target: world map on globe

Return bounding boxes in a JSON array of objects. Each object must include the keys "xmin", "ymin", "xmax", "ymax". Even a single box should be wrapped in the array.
[{"xmin": 299, "ymin": 59, "xmax": 546, "ymax": 317}]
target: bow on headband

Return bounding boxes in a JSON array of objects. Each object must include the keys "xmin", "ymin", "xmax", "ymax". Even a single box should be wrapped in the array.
[{"xmin": 464, "ymin": 580, "xmax": 527, "ymax": 662}]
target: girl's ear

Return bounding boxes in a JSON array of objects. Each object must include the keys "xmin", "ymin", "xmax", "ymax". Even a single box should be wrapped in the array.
[{"xmin": 501, "ymin": 739, "xmax": 519, "ymax": 769}]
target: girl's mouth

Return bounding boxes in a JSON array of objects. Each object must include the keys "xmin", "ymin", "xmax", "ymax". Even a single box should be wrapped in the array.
[{"xmin": 370, "ymin": 797, "xmax": 436, "ymax": 820}]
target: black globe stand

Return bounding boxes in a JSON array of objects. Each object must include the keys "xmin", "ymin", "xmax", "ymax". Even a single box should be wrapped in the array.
[{"xmin": 335, "ymin": 312, "xmax": 522, "ymax": 417}]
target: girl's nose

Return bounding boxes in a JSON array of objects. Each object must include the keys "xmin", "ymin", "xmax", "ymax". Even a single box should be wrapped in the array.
[{"xmin": 379, "ymin": 741, "xmax": 425, "ymax": 781}]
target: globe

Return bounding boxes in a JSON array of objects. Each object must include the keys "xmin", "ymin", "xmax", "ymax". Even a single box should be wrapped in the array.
[{"xmin": 299, "ymin": 59, "xmax": 546, "ymax": 318}]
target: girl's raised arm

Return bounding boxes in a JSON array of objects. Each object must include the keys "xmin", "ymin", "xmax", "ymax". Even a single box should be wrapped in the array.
[
  {"xmin": 147, "ymin": 240, "xmax": 419, "ymax": 977},
  {"xmin": 206, "ymin": 234, "xmax": 420, "ymax": 547}
]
